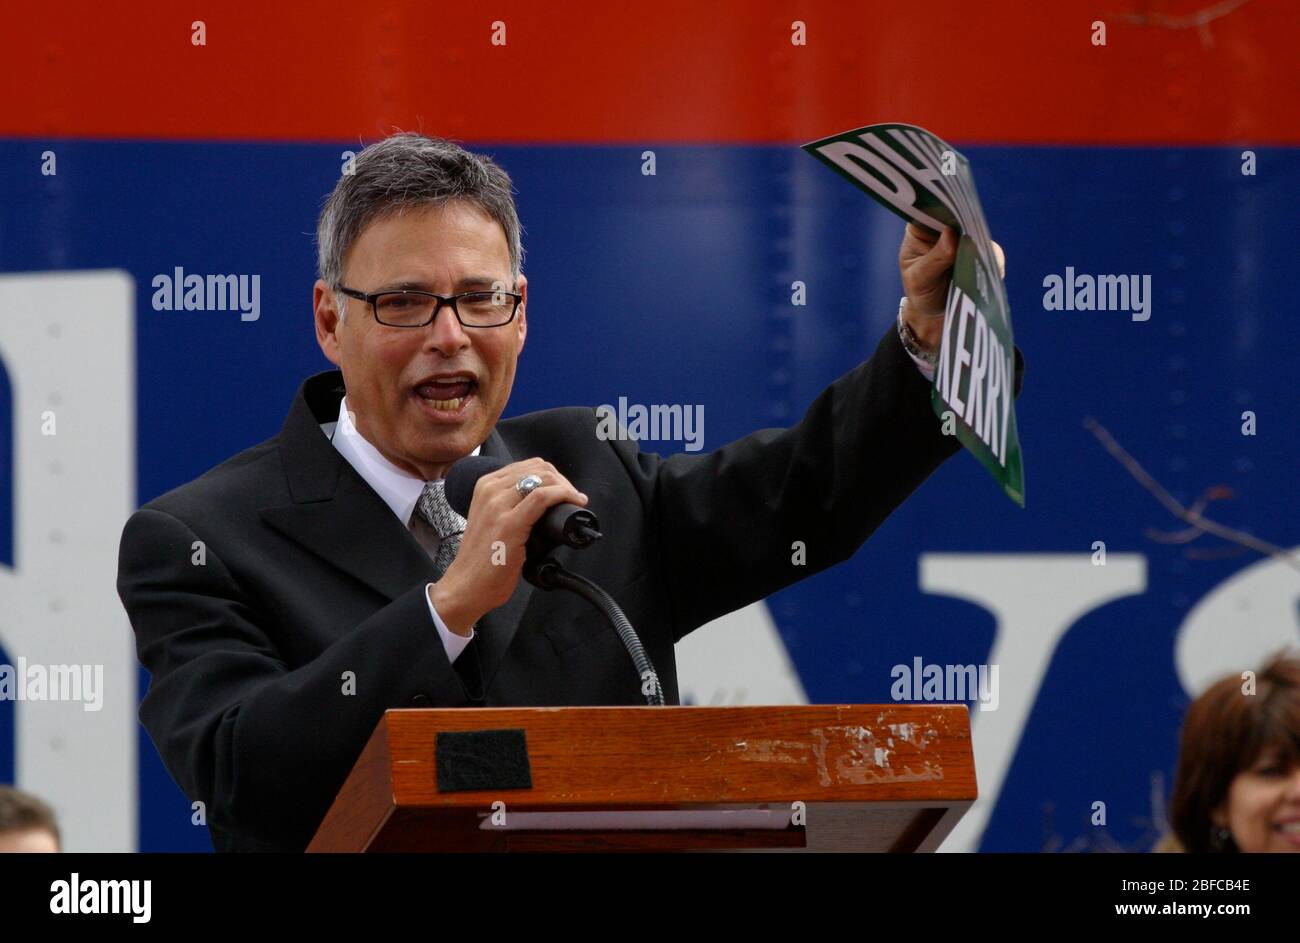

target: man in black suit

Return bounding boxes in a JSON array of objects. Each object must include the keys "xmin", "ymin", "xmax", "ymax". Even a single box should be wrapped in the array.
[{"xmin": 117, "ymin": 133, "xmax": 1020, "ymax": 852}]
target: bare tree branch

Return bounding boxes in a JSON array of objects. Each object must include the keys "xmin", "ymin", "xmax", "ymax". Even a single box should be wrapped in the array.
[
  {"xmin": 1083, "ymin": 416, "xmax": 1300, "ymax": 574},
  {"xmin": 1112, "ymin": 0, "xmax": 1253, "ymax": 48}
]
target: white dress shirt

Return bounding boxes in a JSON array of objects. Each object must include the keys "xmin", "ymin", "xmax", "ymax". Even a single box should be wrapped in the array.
[{"xmin": 321, "ymin": 396, "xmax": 478, "ymax": 664}]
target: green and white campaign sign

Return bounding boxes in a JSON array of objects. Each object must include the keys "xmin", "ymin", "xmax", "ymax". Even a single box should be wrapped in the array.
[{"xmin": 803, "ymin": 123, "xmax": 1025, "ymax": 507}]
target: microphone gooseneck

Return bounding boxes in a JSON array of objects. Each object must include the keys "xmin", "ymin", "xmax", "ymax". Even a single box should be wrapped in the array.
[{"xmin": 524, "ymin": 557, "xmax": 664, "ymax": 707}]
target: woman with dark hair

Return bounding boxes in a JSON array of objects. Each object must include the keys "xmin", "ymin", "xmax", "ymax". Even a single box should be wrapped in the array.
[{"xmin": 1162, "ymin": 652, "xmax": 1300, "ymax": 852}]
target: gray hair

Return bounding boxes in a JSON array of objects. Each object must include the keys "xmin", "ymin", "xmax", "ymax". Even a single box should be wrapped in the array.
[{"xmin": 317, "ymin": 133, "xmax": 524, "ymax": 319}]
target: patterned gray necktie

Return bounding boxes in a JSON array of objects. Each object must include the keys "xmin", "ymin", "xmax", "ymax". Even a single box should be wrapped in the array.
[{"xmin": 415, "ymin": 479, "xmax": 466, "ymax": 580}]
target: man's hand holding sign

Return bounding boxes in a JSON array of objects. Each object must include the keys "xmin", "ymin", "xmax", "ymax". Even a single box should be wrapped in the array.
[
  {"xmin": 806, "ymin": 123, "xmax": 1025, "ymax": 505},
  {"xmin": 900, "ymin": 223, "xmax": 1005, "ymax": 352}
]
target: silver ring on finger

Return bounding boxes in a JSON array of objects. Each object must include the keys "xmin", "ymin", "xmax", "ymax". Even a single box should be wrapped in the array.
[{"xmin": 515, "ymin": 473, "xmax": 544, "ymax": 498}]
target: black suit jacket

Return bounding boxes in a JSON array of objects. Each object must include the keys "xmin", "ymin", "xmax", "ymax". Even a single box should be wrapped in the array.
[{"xmin": 117, "ymin": 326, "xmax": 1023, "ymax": 852}]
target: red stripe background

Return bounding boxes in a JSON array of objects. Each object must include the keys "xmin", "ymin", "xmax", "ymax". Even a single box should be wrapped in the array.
[{"xmin": 3, "ymin": 0, "xmax": 1296, "ymax": 144}]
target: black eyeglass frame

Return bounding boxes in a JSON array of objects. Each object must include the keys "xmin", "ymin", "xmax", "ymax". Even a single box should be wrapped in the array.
[{"xmin": 336, "ymin": 285, "xmax": 523, "ymax": 328}]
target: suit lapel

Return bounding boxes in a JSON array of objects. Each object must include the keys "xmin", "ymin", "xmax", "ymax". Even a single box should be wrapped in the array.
[
  {"xmin": 260, "ymin": 470, "xmax": 438, "ymax": 603},
  {"xmin": 258, "ymin": 371, "xmax": 438, "ymax": 602},
  {"xmin": 259, "ymin": 371, "xmax": 536, "ymax": 692}
]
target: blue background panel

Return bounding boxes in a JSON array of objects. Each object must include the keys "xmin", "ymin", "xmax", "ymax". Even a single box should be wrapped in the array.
[{"xmin": 1, "ymin": 141, "xmax": 1296, "ymax": 851}]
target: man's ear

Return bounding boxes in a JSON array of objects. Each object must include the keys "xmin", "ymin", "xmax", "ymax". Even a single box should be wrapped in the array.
[
  {"xmin": 515, "ymin": 273, "xmax": 528, "ymax": 353},
  {"xmin": 314, "ymin": 279, "xmax": 343, "ymax": 366}
]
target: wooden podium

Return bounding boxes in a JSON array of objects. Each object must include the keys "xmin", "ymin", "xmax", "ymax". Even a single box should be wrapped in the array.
[{"xmin": 307, "ymin": 705, "xmax": 976, "ymax": 852}]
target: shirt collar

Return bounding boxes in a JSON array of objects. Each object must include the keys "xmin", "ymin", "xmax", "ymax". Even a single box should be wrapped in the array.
[{"xmin": 327, "ymin": 395, "xmax": 481, "ymax": 526}]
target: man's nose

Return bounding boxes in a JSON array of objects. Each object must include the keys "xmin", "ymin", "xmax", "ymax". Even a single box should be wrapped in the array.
[{"xmin": 424, "ymin": 304, "xmax": 471, "ymax": 354}]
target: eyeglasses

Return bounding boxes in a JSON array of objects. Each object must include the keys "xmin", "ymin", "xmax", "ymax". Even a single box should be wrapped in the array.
[{"xmin": 336, "ymin": 285, "xmax": 522, "ymax": 328}]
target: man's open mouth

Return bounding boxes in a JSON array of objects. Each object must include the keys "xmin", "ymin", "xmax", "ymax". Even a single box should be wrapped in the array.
[{"xmin": 414, "ymin": 376, "xmax": 478, "ymax": 412}]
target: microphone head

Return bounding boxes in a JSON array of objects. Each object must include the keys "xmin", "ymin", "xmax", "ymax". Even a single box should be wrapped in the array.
[{"xmin": 444, "ymin": 454, "xmax": 507, "ymax": 517}]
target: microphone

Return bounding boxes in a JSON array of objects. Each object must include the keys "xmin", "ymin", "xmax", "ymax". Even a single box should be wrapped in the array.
[{"xmin": 444, "ymin": 455, "xmax": 603, "ymax": 549}]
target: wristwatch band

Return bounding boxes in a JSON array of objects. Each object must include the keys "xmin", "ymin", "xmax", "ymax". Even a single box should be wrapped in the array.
[{"xmin": 896, "ymin": 296, "xmax": 939, "ymax": 366}]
